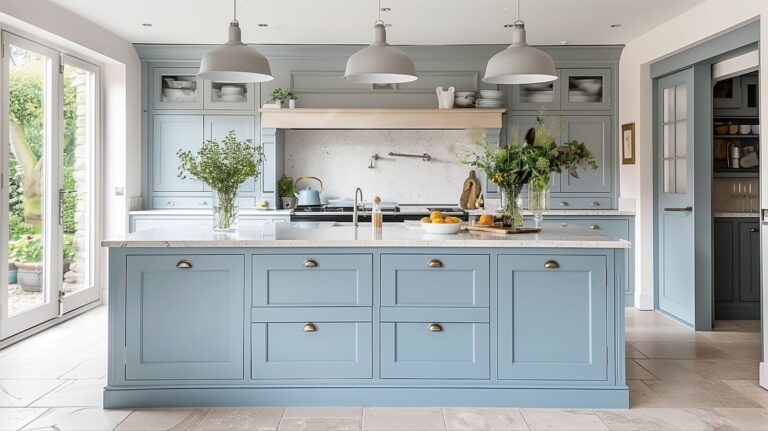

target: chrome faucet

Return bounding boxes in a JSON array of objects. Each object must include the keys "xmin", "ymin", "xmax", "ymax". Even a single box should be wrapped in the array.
[{"xmin": 353, "ymin": 187, "xmax": 364, "ymax": 227}]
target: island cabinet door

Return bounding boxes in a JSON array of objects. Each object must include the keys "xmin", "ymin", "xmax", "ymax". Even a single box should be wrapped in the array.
[
  {"xmin": 125, "ymin": 255, "xmax": 245, "ymax": 381},
  {"xmin": 252, "ymin": 255, "xmax": 373, "ymax": 307},
  {"xmin": 381, "ymin": 255, "xmax": 490, "ymax": 307},
  {"xmin": 497, "ymin": 255, "xmax": 608, "ymax": 381}
]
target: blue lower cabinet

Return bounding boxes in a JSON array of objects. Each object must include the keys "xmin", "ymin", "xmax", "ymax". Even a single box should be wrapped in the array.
[
  {"xmin": 380, "ymin": 308, "xmax": 490, "ymax": 379},
  {"xmin": 497, "ymin": 255, "xmax": 608, "ymax": 381},
  {"xmin": 251, "ymin": 308, "xmax": 372, "ymax": 379},
  {"xmin": 125, "ymin": 255, "xmax": 245, "ymax": 380},
  {"xmin": 252, "ymin": 254, "xmax": 373, "ymax": 307},
  {"xmin": 381, "ymin": 254, "xmax": 490, "ymax": 307}
]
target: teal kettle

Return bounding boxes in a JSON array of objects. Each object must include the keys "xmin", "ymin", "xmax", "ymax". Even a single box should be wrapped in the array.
[{"xmin": 294, "ymin": 176, "xmax": 323, "ymax": 206}]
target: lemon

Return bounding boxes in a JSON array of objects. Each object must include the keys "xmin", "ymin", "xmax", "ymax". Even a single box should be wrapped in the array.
[
  {"xmin": 420, "ymin": 217, "xmax": 432, "ymax": 223},
  {"xmin": 430, "ymin": 211, "xmax": 444, "ymax": 221}
]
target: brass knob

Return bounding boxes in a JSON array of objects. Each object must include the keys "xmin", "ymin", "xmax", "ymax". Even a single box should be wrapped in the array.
[
  {"xmin": 176, "ymin": 260, "xmax": 193, "ymax": 269},
  {"xmin": 544, "ymin": 260, "xmax": 560, "ymax": 269},
  {"xmin": 427, "ymin": 323, "xmax": 443, "ymax": 332},
  {"xmin": 303, "ymin": 259, "xmax": 318, "ymax": 268},
  {"xmin": 559, "ymin": 201, "xmax": 569, "ymax": 207},
  {"xmin": 302, "ymin": 323, "xmax": 317, "ymax": 332},
  {"xmin": 428, "ymin": 259, "xmax": 443, "ymax": 268},
  {"xmin": 590, "ymin": 224, "xmax": 600, "ymax": 230},
  {"xmin": 591, "ymin": 201, "xmax": 600, "ymax": 207}
]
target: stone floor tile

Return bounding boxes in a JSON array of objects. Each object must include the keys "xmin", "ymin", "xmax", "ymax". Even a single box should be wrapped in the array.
[
  {"xmin": 629, "ymin": 342, "xmax": 728, "ymax": 360},
  {"xmin": 115, "ymin": 408, "xmax": 208, "ymax": 431},
  {"xmin": 631, "ymin": 359, "xmax": 701, "ymax": 381},
  {"xmin": 30, "ymin": 380, "xmax": 105, "ymax": 408},
  {"xmin": 0, "ymin": 381, "xmax": 64, "ymax": 407},
  {"xmin": 21, "ymin": 407, "xmax": 130, "ymax": 431},
  {"xmin": 59, "ymin": 358, "xmax": 106, "ymax": 380},
  {"xmin": 0, "ymin": 358, "xmax": 84, "ymax": 379},
  {"xmin": 442, "ymin": 408, "xmax": 528, "ymax": 431},
  {"xmin": 196, "ymin": 407, "xmax": 284, "ymax": 431},
  {"xmin": 362, "ymin": 408, "xmax": 445, "ymax": 431},
  {"xmin": 698, "ymin": 330, "xmax": 761, "ymax": 344},
  {"xmin": 0, "ymin": 408, "xmax": 47, "ymax": 431},
  {"xmin": 283, "ymin": 408, "xmax": 362, "ymax": 419},
  {"xmin": 626, "ymin": 360, "xmax": 656, "ymax": 380},
  {"xmin": 625, "ymin": 345, "xmax": 646, "ymax": 359},
  {"xmin": 709, "ymin": 342, "xmax": 762, "ymax": 360},
  {"xmin": 643, "ymin": 379, "xmax": 762, "ymax": 408},
  {"xmin": 721, "ymin": 380, "xmax": 768, "ymax": 409},
  {"xmin": 714, "ymin": 408, "xmax": 768, "ymax": 430},
  {"xmin": 520, "ymin": 409, "xmax": 608, "ymax": 431},
  {"xmin": 678, "ymin": 359, "xmax": 759, "ymax": 381},
  {"xmin": 596, "ymin": 408, "xmax": 735, "ymax": 431},
  {"xmin": 278, "ymin": 417, "xmax": 362, "ymax": 431},
  {"xmin": 628, "ymin": 381, "xmax": 668, "ymax": 408}
]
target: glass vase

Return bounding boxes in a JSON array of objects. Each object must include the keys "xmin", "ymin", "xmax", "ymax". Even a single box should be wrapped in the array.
[
  {"xmin": 501, "ymin": 186, "xmax": 524, "ymax": 228},
  {"xmin": 527, "ymin": 186, "xmax": 550, "ymax": 229},
  {"xmin": 212, "ymin": 189, "xmax": 239, "ymax": 233}
]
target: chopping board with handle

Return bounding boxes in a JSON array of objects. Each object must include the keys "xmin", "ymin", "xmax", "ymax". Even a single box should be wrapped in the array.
[{"xmin": 459, "ymin": 170, "xmax": 482, "ymax": 209}]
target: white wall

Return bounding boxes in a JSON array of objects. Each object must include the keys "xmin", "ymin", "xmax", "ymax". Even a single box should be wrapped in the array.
[
  {"xmin": 0, "ymin": 0, "xmax": 142, "ymax": 300},
  {"xmin": 618, "ymin": 0, "xmax": 767, "ymax": 386}
]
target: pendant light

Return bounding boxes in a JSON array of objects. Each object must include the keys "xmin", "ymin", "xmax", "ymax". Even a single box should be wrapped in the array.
[
  {"xmin": 198, "ymin": 0, "xmax": 273, "ymax": 83},
  {"xmin": 483, "ymin": 0, "xmax": 557, "ymax": 85},
  {"xmin": 344, "ymin": 0, "xmax": 417, "ymax": 84}
]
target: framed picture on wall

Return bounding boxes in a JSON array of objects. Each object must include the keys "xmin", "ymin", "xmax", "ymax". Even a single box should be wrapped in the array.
[{"xmin": 621, "ymin": 123, "xmax": 636, "ymax": 164}]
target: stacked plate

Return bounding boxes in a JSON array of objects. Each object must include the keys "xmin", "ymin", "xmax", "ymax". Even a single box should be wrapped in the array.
[
  {"xmin": 476, "ymin": 89, "xmax": 504, "ymax": 108},
  {"xmin": 216, "ymin": 84, "xmax": 246, "ymax": 102}
]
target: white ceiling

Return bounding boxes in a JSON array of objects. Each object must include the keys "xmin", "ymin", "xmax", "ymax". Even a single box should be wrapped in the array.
[{"xmin": 49, "ymin": 0, "xmax": 705, "ymax": 46}]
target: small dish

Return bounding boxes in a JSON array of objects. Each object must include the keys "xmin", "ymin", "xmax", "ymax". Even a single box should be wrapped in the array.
[
  {"xmin": 479, "ymin": 89, "xmax": 504, "ymax": 99},
  {"xmin": 739, "ymin": 124, "xmax": 752, "ymax": 135}
]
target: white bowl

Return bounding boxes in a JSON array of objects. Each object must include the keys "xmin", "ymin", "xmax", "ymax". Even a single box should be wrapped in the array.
[
  {"xmin": 421, "ymin": 221, "xmax": 461, "ymax": 234},
  {"xmin": 220, "ymin": 85, "xmax": 245, "ymax": 95},
  {"xmin": 479, "ymin": 89, "xmax": 504, "ymax": 99},
  {"xmin": 740, "ymin": 124, "xmax": 752, "ymax": 135},
  {"xmin": 752, "ymin": 124, "xmax": 760, "ymax": 134},
  {"xmin": 162, "ymin": 88, "xmax": 195, "ymax": 97},
  {"xmin": 455, "ymin": 91, "xmax": 476, "ymax": 97}
]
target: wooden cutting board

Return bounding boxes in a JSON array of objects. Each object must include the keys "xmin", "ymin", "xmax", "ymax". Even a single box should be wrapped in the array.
[{"xmin": 466, "ymin": 224, "xmax": 542, "ymax": 235}]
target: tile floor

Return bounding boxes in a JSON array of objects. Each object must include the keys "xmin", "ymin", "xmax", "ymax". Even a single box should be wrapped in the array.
[{"xmin": 0, "ymin": 306, "xmax": 765, "ymax": 430}]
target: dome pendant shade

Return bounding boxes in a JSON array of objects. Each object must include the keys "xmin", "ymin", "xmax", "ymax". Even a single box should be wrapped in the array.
[
  {"xmin": 344, "ymin": 23, "xmax": 417, "ymax": 84},
  {"xmin": 198, "ymin": 21, "xmax": 273, "ymax": 83},
  {"xmin": 483, "ymin": 22, "xmax": 557, "ymax": 85}
]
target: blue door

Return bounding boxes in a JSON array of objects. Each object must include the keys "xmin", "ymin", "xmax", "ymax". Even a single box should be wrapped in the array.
[{"xmin": 656, "ymin": 69, "xmax": 696, "ymax": 326}]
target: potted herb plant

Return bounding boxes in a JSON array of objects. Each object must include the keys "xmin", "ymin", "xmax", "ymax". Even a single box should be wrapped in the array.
[
  {"xmin": 270, "ymin": 88, "xmax": 290, "ymax": 108},
  {"xmin": 287, "ymin": 91, "xmax": 297, "ymax": 109},
  {"xmin": 278, "ymin": 175, "xmax": 297, "ymax": 209},
  {"xmin": 12, "ymin": 234, "xmax": 43, "ymax": 292},
  {"xmin": 177, "ymin": 131, "xmax": 266, "ymax": 232}
]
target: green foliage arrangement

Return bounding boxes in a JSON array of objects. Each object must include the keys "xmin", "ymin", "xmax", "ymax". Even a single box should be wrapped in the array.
[
  {"xmin": 271, "ymin": 88, "xmax": 295, "ymax": 102},
  {"xmin": 277, "ymin": 175, "xmax": 296, "ymax": 198},
  {"xmin": 177, "ymin": 131, "xmax": 266, "ymax": 229}
]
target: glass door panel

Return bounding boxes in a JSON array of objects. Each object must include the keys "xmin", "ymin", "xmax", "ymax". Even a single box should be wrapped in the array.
[{"xmin": 1, "ymin": 33, "xmax": 59, "ymax": 339}]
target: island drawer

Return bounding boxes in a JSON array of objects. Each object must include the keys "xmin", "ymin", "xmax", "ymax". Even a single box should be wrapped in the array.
[
  {"xmin": 251, "ymin": 308, "xmax": 372, "ymax": 379},
  {"xmin": 551, "ymin": 197, "xmax": 612, "ymax": 209},
  {"xmin": 380, "ymin": 308, "xmax": 490, "ymax": 379},
  {"xmin": 381, "ymin": 254, "xmax": 489, "ymax": 307},
  {"xmin": 547, "ymin": 218, "xmax": 629, "ymax": 240},
  {"xmin": 252, "ymin": 254, "xmax": 373, "ymax": 307}
]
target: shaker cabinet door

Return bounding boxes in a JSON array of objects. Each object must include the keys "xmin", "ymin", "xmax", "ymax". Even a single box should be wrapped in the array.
[
  {"xmin": 204, "ymin": 115, "xmax": 257, "ymax": 193},
  {"xmin": 561, "ymin": 116, "xmax": 612, "ymax": 193},
  {"xmin": 738, "ymin": 222, "xmax": 761, "ymax": 303},
  {"xmin": 125, "ymin": 254, "xmax": 245, "ymax": 381},
  {"xmin": 497, "ymin": 254, "xmax": 608, "ymax": 381},
  {"xmin": 152, "ymin": 114, "xmax": 205, "ymax": 192}
]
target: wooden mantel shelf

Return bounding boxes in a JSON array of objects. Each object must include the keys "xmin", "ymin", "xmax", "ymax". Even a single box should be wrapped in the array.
[{"xmin": 259, "ymin": 108, "xmax": 505, "ymax": 130}]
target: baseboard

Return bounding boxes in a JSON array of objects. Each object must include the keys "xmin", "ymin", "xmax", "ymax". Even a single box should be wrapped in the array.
[
  {"xmin": 635, "ymin": 293, "xmax": 654, "ymax": 310},
  {"xmin": 760, "ymin": 362, "xmax": 768, "ymax": 389}
]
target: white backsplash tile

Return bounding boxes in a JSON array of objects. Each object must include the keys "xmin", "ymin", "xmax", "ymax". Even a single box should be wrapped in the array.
[{"xmin": 285, "ymin": 130, "xmax": 480, "ymax": 204}]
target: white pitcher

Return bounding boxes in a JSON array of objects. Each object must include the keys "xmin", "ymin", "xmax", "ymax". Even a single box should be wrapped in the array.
[{"xmin": 436, "ymin": 86, "xmax": 455, "ymax": 109}]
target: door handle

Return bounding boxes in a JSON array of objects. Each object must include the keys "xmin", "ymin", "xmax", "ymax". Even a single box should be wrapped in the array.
[{"xmin": 663, "ymin": 206, "xmax": 693, "ymax": 212}]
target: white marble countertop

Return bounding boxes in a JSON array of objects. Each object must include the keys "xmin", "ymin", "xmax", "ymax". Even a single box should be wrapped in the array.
[
  {"xmin": 102, "ymin": 222, "xmax": 630, "ymax": 249},
  {"xmin": 129, "ymin": 209, "xmax": 294, "ymax": 216},
  {"xmin": 466, "ymin": 209, "xmax": 636, "ymax": 216},
  {"xmin": 713, "ymin": 212, "xmax": 759, "ymax": 218}
]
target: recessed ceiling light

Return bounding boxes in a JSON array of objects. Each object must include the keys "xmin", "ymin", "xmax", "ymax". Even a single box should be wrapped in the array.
[
  {"xmin": 142, "ymin": 23, "xmax": 152, "ymax": 27},
  {"xmin": 610, "ymin": 24, "xmax": 622, "ymax": 28},
  {"xmin": 258, "ymin": 23, "xmax": 268, "ymax": 27},
  {"xmin": 380, "ymin": 7, "xmax": 391, "ymax": 11},
  {"xmin": 503, "ymin": 24, "xmax": 514, "ymax": 28},
  {"xmin": 559, "ymin": 41, "xmax": 569, "ymax": 45}
]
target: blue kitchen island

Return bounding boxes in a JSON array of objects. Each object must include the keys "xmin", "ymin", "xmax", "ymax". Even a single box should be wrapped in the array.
[{"xmin": 102, "ymin": 222, "xmax": 630, "ymax": 408}]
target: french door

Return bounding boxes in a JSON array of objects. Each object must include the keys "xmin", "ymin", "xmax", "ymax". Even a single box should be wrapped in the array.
[{"xmin": 0, "ymin": 33, "xmax": 99, "ymax": 339}]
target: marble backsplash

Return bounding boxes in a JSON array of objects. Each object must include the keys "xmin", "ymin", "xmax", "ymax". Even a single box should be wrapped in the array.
[{"xmin": 284, "ymin": 129, "xmax": 482, "ymax": 204}]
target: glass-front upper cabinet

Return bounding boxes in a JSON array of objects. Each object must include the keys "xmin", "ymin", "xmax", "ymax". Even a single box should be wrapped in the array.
[
  {"xmin": 559, "ymin": 69, "xmax": 611, "ymax": 111},
  {"xmin": 509, "ymin": 70, "xmax": 561, "ymax": 110},
  {"xmin": 152, "ymin": 67, "xmax": 203, "ymax": 110},
  {"xmin": 203, "ymin": 81, "xmax": 256, "ymax": 110}
]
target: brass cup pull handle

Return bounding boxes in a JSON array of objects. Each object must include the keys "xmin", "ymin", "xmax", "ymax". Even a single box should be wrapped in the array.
[
  {"xmin": 303, "ymin": 259, "xmax": 318, "ymax": 268},
  {"xmin": 427, "ymin": 259, "xmax": 443, "ymax": 268},
  {"xmin": 591, "ymin": 201, "xmax": 600, "ymax": 207},
  {"xmin": 559, "ymin": 201, "xmax": 569, "ymax": 207},
  {"xmin": 590, "ymin": 224, "xmax": 600, "ymax": 230},
  {"xmin": 176, "ymin": 260, "xmax": 193, "ymax": 269},
  {"xmin": 427, "ymin": 323, "xmax": 443, "ymax": 332},
  {"xmin": 544, "ymin": 260, "xmax": 560, "ymax": 269},
  {"xmin": 302, "ymin": 323, "xmax": 317, "ymax": 332}
]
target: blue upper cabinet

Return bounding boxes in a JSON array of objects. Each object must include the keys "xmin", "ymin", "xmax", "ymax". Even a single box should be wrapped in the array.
[
  {"xmin": 497, "ymin": 254, "xmax": 608, "ymax": 381},
  {"xmin": 152, "ymin": 67, "xmax": 204, "ymax": 110},
  {"xmin": 203, "ymin": 81, "xmax": 257, "ymax": 111},
  {"xmin": 124, "ymin": 254, "xmax": 245, "ymax": 381},
  {"xmin": 509, "ymin": 70, "xmax": 562, "ymax": 111},
  {"xmin": 152, "ymin": 114, "xmax": 205, "ymax": 192},
  {"xmin": 561, "ymin": 116, "xmax": 612, "ymax": 193},
  {"xmin": 559, "ymin": 69, "xmax": 612, "ymax": 111}
]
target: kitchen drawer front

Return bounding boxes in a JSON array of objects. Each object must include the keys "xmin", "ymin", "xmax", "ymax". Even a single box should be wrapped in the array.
[
  {"xmin": 152, "ymin": 196, "xmax": 212, "ymax": 209},
  {"xmin": 551, "ymin": 197, "xmax": 612, "ymax": 210},
  {"xmin": 549, "ymin": 219, "xmax": 628, "ymax": 239},
  {"xmin": 252, "ymin": 254, "xmax": 373, "ymax": 307},
  {"xmin": 380, "ymin": 308, "xmax": 489, "ymax": 379},
  {"xmin": 497, "ymin": 254, "xmax": 608, "ymax": 381},
  {"xmin": 381, "ymin": 254, "xmax": 490, "ymax": 307},
  {"xmin": 251, "ymin": 310, "xmax": 372, "ymax": 379}
]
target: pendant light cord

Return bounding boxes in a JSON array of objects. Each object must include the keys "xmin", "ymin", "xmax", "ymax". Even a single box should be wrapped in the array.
[
  {"xmin": 233, "ymin": 0, "xmax": 238, "ymax": 21},
  {"xmin": 515, "ymin": 0, "xmax": 524, "ymax": 25},
  {"xmin": 374, "ymin": 0, "xmax": 384, "ymax": 25}
]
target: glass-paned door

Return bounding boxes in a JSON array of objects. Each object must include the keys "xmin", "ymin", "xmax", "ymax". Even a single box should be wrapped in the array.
[
  {"xmin": 60, "ymin": 55, "xmax": 98, "ymax": 313},
  {"xmin": 1, "ymin": 33, "xmax": 60, "ymax": 338}
]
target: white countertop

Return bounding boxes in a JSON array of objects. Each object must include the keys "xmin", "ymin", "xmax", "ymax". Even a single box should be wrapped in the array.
[
  {"xmin": 129, "ymin": 209, "xmax": 294, "ymax": 216},
  {"xmin": 466, "ymin": 209, "xmax": 636, "ymax": 216},
  {"xmin": 102, "ymin": 222, "xmax": 630, "ymax": 249},
  {"xmin": 713, "ymin": 212, "xmax": 759, "ymax": 218}
]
